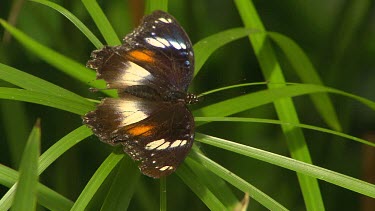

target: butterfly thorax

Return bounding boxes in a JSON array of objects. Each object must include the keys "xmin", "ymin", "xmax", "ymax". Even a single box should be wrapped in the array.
[{"xmin": 121, "ymin": 85, "xmax": 198, "ymax": 104}]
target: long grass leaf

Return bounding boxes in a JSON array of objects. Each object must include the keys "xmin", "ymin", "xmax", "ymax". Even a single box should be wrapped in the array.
[
  {"xmin": 188, "ymin": 149, "xmax": 288, "ymax": 211},
  {"xmin": 0, "ymin": 164, "xmax": 73, "ymax": 211},
  {"xmin": 268, "ymin": 32, "xmax": 341, "ymax": 131},
  {"xmin": 71, "ymin": 153, "xmax": 123, "ymax": 211},
  {"xmin": 81, "ymin": 0, "xmax": 121, "ymax": 46},
  {"xmin": 0, "ymin": 87, "xmax": 94, "ymax": 115},
  {"xmin": 30, "ymin": 0, "xmax": 103, "ymax": 48},
  {"xmin": 11, "ymin": 120, "xmax": 40, "ymax": 211},
  {"xmin": 196, "ymin": 133, "xmax": 375, "ymax": 198},
  {"xmin": 193, "ymin": 28, "xmax": 255, "ymax": 76}
]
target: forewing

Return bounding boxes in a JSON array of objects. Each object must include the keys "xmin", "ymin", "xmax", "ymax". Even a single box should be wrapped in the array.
[
  {"xmin": 86, "ymin": 10, "xmax": 194, "ymax": 92},
  {"xmin": 83, "ymin": 95, "xmax": 194, "ymax": 178}
]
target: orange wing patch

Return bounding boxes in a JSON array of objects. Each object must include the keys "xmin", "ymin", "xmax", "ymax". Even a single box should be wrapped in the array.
[
  {"xmin": 128, "ymin": 50, "xmax": 156, "ymax": 63},
  {"xmin": 128, "ymin": 125, "xmax": 155, "ymax": 136}
]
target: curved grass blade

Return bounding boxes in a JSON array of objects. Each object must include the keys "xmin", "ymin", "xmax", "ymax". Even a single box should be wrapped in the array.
[
  {"xmin": 30, "ymin": 0, "xmax": 103, "ymax": 48},
  {"xmin": 188, "ymin": 148, "xmax": 288, "ymax": 211},
  {"xmin": 194, "ymin": 83, "xmax": 375, "ymax": 124},
  {"xmin": 195, "ymin": 133, "xmax": 375, "ymax": 198},
  {"xmin": 186, "ymin": 148, "xmax": 240, "ymax": 209},
  {"xmin": 100, "ymin": 156, "xmax": 140, "ymax": 211},
  {"xmin": 81, "ymin": 0, "xmax": 121, "ymax": 46},
  {"xmin": 0, "ymin": 88, "xmax": 94, "ymax": 115},
  {"xmin": 1, "ymin": 126, "xmax": 92, "ymax": 210},
  {"xmin": 193, "ymin": 28, "xmax": 256, "ymax": 76},
  {"xmin": 0, "ymin": 19, "xmax": 115, "ymax": 97},
  {"xmin": 233, "ymin": 0, "xmax": 324, "ymax": 209},
  {"xmin": 71, "ymin": 153, "xmax": 124, "ymax": 211},
  {"xmin": 268, "ymin": 32, "xmax": 341, "ymax": 131},
  {"xmin": 176, "ymin": 163, "xmax": 227, "ymax": 210},
  {"xmin": 0, "ymin": 164, "xmax": 73, "ymax": 211},
  {"xmin": 11, "ymin": 120, "xmax": 40, "ymax": 211},
  {"xmin": 194, "ymin": 116, "xmax": 375, "ymax": 147},
  {"xmin": 0, "ymin": 63, "xmax": 91, "ymax": 107}
]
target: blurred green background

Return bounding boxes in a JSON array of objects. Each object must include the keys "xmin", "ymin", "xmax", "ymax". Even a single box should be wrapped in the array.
[{"xmin": 1, "ymin": 0, "xmax": 374, "ymax": 210}]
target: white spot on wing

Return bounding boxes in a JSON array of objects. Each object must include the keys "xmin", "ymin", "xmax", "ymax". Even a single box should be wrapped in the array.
[
  {"xmin": 156, "ymin": 141, "xmax": 170, "ymax": 150},
  {"xmin": 121, "ymin": 62, "xmax": 153, "ymax": 86},
  {"xmin": 145, "ymin": 37, "xmax": 165, "ymax": 48},
  {"xmin": 159, "ymin": 166, "xmax": 173, "ymax": 171},
  {"xmin": 155, "ymin": 37, "xmax": 171, "ymax": 47},
  {"xmin": 180, "ymin": 43, "xmax": 187, "ymax": 49},
  {"xmin": 180, "ymin": 140, "xmax": 188, "ymax": 146},
  {"xmin": 117, "ymin": 101, "xmax": 148, "ymax": 126},
  {"xmin": 169, "ymin": 40, "xmax": 182, "ymax": 50},
  {"xmin": 170, "ymin": 140, "xmax": 182, "ymax": 148},
  {"xmin": 145, "ymin": 139, "xmax": 166, "ymax": 150},
  {"xmin": 158, "ymin": 17, "xmax": 172, "ymax": 23}
]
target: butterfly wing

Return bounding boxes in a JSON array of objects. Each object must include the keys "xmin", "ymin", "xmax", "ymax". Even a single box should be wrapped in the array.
[
  {"xmin": 83, "ymin": 95, "xmax": 194, "ymax": 178},
  {"xmin": 87, "ymin": 10, "xmax": 194, "ymax": 93}
]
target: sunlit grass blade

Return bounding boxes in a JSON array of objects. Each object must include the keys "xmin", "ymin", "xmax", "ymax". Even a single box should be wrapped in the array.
[
  {"xmin": 0, "ymin": 63, "xmax": 91, "ymax": 106},
  {"xmin": 193, "ymin": 28, "xmax": 256, "ymax": 76},
  {"xmin": 0, "ymin": 164, "xmax": 73, "ymax": 211},
  {"xmin": 186, "ymin": 148, "xmax": 240, "ymax": 209},
  {"xmin": 145, "ymin": 0, "xmax": 168, "ymax": 14},
  {"xmin": 234, "ymin": 0, "xmax": 324, "ymax": 209},
  {"xmin": 188, "ymin": 148, "xmax": 288, "ymax": 210},
  {"xmin": 196, "ymin": 133, "xmax": 375, "ymax": 198},
  {"xmin": 0, "ymin": 184, "xmax": 16, "ymax": 210},
  {"xmin": 30, "ymin": 0, "xmax": 103, "ymax": 49},
  {"xmin": 234, "ymin": 1, "xmax": 324, "ymax": 209},
  {"xmin": 0, "ymin": 19, "xmax": 115, "ymax": 97},
  {"xmin": 0, "ymin": 88, "xmax": 94, "ymax": 115},
  {"xmin": 176, "ymin": 163, "xmax": 227, "ymax": 210},
  {"xmin": 100, "ymin": 156, "xmax": 140, "ymax": 211},
  {"xmin": 194, "ymin": 116, "xmax": 375, "ymax": 147},
  {"xmin": 81, "ymin": 0, "xmax": 121, "ymax": 46},
  {"xmin": 11, "ymin": 119, "xmax": 40, "ymax": 211},
  {"xmin": 39, "ymin": 126, "xmax": 93, "ymax": 174},
  {"xmin": 1, "ymin": 126, "xmax": 91, "ymax": 210},
  {"xmin": 268, "ymin": 32, "xmax": 341, "ymax": 131},
  {"xmin": 71, "ymin": 153, "xmax": 124, "ymax": 211},
  {"xmin": 195, "ymin": 83, "xmax": 375, "ymax": 120}
]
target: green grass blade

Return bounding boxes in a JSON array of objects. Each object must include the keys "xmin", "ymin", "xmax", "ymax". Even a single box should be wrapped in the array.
[
  {"xmin": 71, "ymin": 153, "xmax": 124, "ymax": 211},
  {"xmin": 145, "ymin": 0, "xmax": 168, "ymax": 14},
  {"xmin": 193, "ymin": 28, "xmax": 255, "ymax": 76},
  {"xmin": 81, "ymin": 0, "xmax": 121, "ymax": 46},
  {"xmin": 188, "ymin": 149, "xmax": 288, "ymax": 211},
  {"xmin": 195, "ymin": 117, "xmax": 375, "ymax": 147},
  {"xmin": 0, "ymin": 87, "xmax": 94, "ymax": 115},
  {"xmin": 30, "ymin": 0, "xmax": 103, "ymax": 48},
  {"xmin": 233, "ymin": 1, "xmax": 324, "ymax": 209},
  {"xmin": 100, "ymin": 156, "xmax": 140, "ymax": 211},
  {"xmin": 38, "ymin": 126, "xmax": 92, "ymax": 174},
  {"xmin": 0, "ymin": 164, "xmax": 73, "ymax": 211},
  {"xmin": 177, "ymin": 163, "xmax": 228, "ymax": 211},
  {"xmin": 0, "ymin": 184, "xmax": 16, "ymax": 211},
  {"xmin": 196, "ymin": 133, "xmax": 375, "ymax": 198},
  {"xmin": 0, "ymin": 19, "xmax": 114, "ymax": 97},
  {"xmin": 268, "ymin": 32, "xmax": 341, "ymax": 131},
  {"xmin": 195, "ymin": 83, "xmax": 375, "ymax": 119},
  {"xmin": 0, "ymin": 126, "xmax": 91, "ymax": 210},
  {"xmin": 11, "ymin": 120, "xmax": 40, "ymax": 211},
  {"xmin": 185, "ymin": 151, "xmax": 239, "ymax": 209},
  {"xmin": 159, "ymin": 177, "xmax": 167, "ymax": 211},
  {"xmin": 0, "ymin": 63, "xmax": 91, "ymax": 106}
]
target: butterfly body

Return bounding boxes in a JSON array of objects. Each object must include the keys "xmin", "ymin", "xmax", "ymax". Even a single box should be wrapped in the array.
[{"xmin": 83, "ymin": 10, "xmax": 196, "ymax": 178}]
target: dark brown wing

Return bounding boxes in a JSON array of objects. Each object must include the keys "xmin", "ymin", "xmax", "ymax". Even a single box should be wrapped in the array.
[
  {"xmin": 86, "ymin": 10, "xmax": 194, "ymax": 93},
  {"xmin": 83, "ymin": 94, "xmax": 194, "ymax": 178}
]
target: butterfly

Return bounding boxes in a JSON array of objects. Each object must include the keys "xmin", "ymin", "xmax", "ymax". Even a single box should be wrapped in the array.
[{"xmin": 82, "ymin": 10, "xmax": 197, "ymax": 178}]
